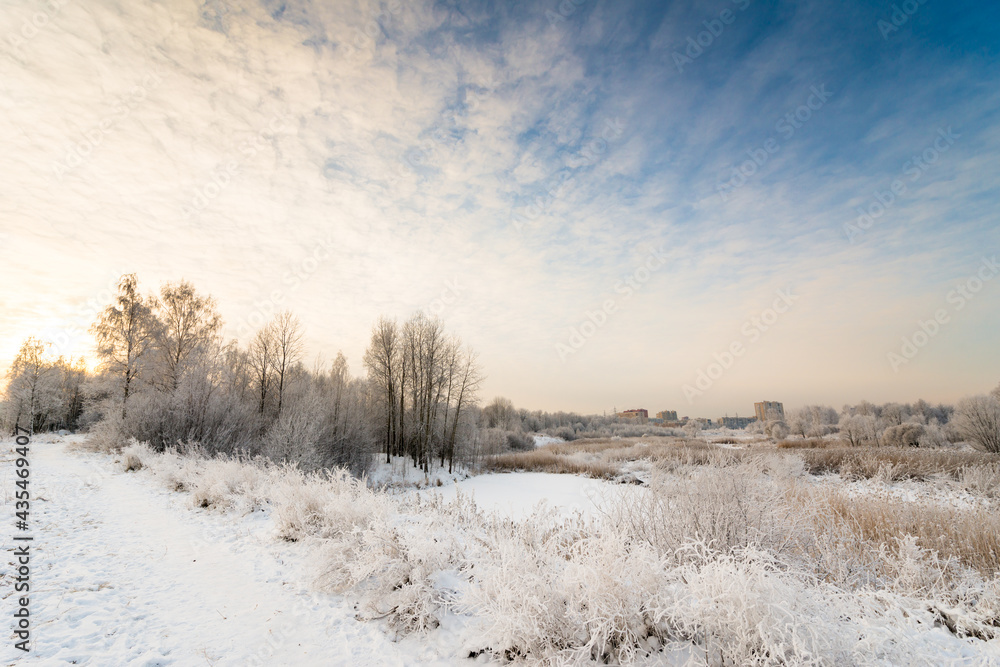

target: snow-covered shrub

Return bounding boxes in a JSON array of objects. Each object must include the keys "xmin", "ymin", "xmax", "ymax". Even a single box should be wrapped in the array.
[
  {"xmin": 764, "ymin": 420, "xmax": 789, "ymax": 440},
  {"xmin": 551, "ymin": 426, "xmax": 577, "ymax": 441},
  {"xmin": 606, "ymin": 457, "xmax": 803, "ymax": 560},
  {"xmin": 658, "ymin": 546, "xmax": 853, "ymax": 665},
  {"xmin": 315, "ymin": 492, "xmax": 479, "ymax": 634},
  {"xmin": 85, "ymin": 416, "xmax": 128, "ymax": 452},
  {"xmin": 119, "ymin": 438, "xmax": 152, "ymax": 471},
  {"xmin": 882, "ymin": 423, "xmax": 925, "ymax": 448},
  {"xmin": 505, "ymin": 431, "xmax": 534, "ymax": 451},
  {"xmin": 271, "ymin": 466, "xmax": 387, "ymax": 542},
  {"xmin": 960, "ymin": 461, "xmax": 1000, "ymax": 498},
  {"xmin": 188, "ymin": 456, "xmax": 271, "ymax": 513},
  {"xmin": 461, "ymin": 514, "xmax": 665, "ymax": 664}
]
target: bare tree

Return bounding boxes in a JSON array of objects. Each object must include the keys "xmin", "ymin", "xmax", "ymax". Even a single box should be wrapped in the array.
[
  {"xmin": 364, "ymin": 317, "xmax": 402, "ymax": 463},
  {"xmin": 91, "ymin": 274, "xmax": 160, "ymax": 419},
  {"xmin": 248, "ymin": 325, "xmax": 276, "ymax": 415},
  {"xmin": 954, "ymin": 395, "xmax": 1000, "ymax": 453},
  {"xmin": 271, "ymin": 311, "xmax": 304, "ymax": 416},
  {"xmin": 443, "ymin": 346, "xmax": 483, "ymax": 472}
]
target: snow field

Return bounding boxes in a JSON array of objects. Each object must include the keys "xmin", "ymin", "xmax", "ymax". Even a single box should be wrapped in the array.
[
  {"xmin": 1, "ymin": 436, "xmax": 464, "ymax": 666},
  {"xmin": 102, "ymin": 438, "xmax": 1000, "ymax": 665}
]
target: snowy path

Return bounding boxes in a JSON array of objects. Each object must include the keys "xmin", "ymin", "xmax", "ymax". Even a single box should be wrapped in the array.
[{"xmin": 1, "ymin": 438, "xmax": 466, "ymax": 666}]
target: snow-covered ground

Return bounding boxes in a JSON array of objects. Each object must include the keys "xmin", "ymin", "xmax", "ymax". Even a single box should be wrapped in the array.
[
  {"xmin": 1, "ymin": 436, "xmax": 474, "ymax": 666},
  {"xmin": 5, "ymin": 435, "xmax": 1000, "ymax": 666},
  {"xmin": 416, "ymin": 472, "xmax": 621, "ymax": 520},
  {"xmin": 531, "ymin": 435, "xmax": 565, "ymax": 448}
]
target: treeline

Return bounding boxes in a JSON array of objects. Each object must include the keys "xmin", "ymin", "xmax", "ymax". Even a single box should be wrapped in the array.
[{"xmin": 0, "ymin": 274, "xmax": 505, "ymax": 475}]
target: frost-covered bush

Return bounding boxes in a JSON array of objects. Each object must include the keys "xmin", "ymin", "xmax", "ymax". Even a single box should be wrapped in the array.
[
  {"xmin": 764, "ymin": 420, "xmax": 789, "ymax": 440},
  {"xmin": 606, "ymin": 458, "xmax": 803, "ymax": 559},
  {"xmin": 960, "ymin": 461, "xmax": 1000, "ymax": 498},
  {"xmin": 119, "ymin": 438, "xmax": 150, "ymax": 471},
  {"xmin": 882, "ymin": 423, "xmax": 925, "ymax": 448},
  {"xmin": 271, "ymin": 466, "xmax": 387, "ymax": 542},
  {"xmin": 504, "ymin": 431, "xmax": 534, "ymax": 451},
  {"xmin": 551, "ymin": 426, "xmax": 577, "ymax": 441},
  {"xmin": 188, "ymin": 456, "xmax": 271, "ymax": 513}
]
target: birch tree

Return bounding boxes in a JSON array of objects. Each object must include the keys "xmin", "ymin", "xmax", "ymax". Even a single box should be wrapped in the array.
[{"xmin": 91, "ymin": 274, "xmax": 160, "ymax": 419}]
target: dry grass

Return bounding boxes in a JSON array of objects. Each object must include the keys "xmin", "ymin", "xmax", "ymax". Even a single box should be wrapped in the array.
[
  {"xmin": 483, "ymin": 450, "xmax": 619, "ymax": 479},
  {"xmin": 777, "ymin": 438, "xmax": 842, "ymax": 449},
  {"xmin": 810, "ymin": 489, "xmax": 1000, "ymax": 576},
  {"xmin": 799, "ymin": 447, "xmax": 994, "ymax": 481},
  {"xmin": 489, "ymin": 437, "xmax": 746, "ymax": 477},
  {"xmin": 539, "ymin": 436, "xmax": 675, "ymax": 456}
]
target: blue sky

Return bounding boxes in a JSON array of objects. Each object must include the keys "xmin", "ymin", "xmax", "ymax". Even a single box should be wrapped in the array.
[{"xmin": 1, "ymin": 0, "xmax": 998, "ymax": 416}]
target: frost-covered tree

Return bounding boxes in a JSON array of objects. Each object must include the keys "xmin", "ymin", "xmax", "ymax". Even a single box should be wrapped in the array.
[
  {"xmin": 482, "ymin": 396, "xmax": 518, "ymax": 431},
  {"xmin": 91, "ymin": 274, "xmax": 160, "ymax": 420},
  {"xmin": 5, "ymin": 338, "xmax": 59, "ymax": 433},
  {"xmin": 248, "ymin": 324, "xmax": 276, "ymax": 416},
  {"xmin": 153, "ymin": 280, "xmax": 222, "ymax": 391},
  {"xmin": 953, "ymin": 395, "xmax": 1000, "ymax": 453},
  {"xmin": 270, "ymin": 311, "xmax": 304, "ymax": 416},
  {"xmin": 364, "ymin": 316, "xmax": 404, "ymax": 462},
  {"xmin": 838, "ymin": 414, "xmax": 866, "ymax": 447}
]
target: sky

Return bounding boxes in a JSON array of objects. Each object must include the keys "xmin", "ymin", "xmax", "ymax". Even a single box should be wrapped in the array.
[{"xmin": 1, "ymin": 0, "xmax": 998, "ymax": 417}]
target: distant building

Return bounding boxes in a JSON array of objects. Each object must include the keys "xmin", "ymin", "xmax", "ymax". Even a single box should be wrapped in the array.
[
  {"xmin": 719, "ymin": 416, "xmax": 756, "ymax": 429},
  {"xmin": 618, "ymin": 409, "xmax": 648, "ymax": 424},
  {"xmin": 754, "ymin": 401, "xmax": 785, "ymax": 422},
  {"xmin": 657, "ymin": 410, "xmax": 678, "ymax": 421}
]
